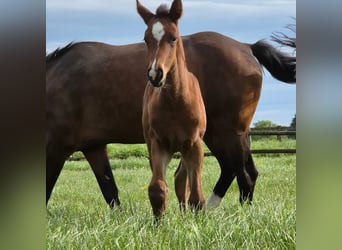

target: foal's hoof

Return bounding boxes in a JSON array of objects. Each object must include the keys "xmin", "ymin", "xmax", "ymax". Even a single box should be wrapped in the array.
[
  {"xmin": 178, "ymin": 202, "xmax": 187, "ymax": 213},
  {"xmin": 148, "ymin": 181, "xmax": 168, "ymax": 220},
  {"xmin": 188, "ymin": 199, "xmax": 205, "ymax": 212},
  {"xmin": 153, "ymin": 212, "xmax": 165, "ymax": 223},
  {"xmin": 152, "ymin": 207, "xmax": 165, "ymax": 219}
]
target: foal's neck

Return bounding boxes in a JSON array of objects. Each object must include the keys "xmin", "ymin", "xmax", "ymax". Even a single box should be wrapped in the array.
[{"xmin": 165, "ymin": 40, "xmax": 190, "ymax": 95}]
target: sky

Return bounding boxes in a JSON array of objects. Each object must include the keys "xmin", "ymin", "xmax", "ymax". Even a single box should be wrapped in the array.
[{"xmin": 46, "ymin": 0, "xmax": 296, "ymax": 126}]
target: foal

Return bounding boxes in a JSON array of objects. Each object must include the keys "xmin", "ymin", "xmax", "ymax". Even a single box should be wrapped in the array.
[{"xmin": 137, "ymin": 0, "xmax": 207, "ymax": 218}]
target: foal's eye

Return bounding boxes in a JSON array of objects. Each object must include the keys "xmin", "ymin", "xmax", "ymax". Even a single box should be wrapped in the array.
[{"xmin": 169, "ymin": 36, "xmax": 177, "ymax": 45}]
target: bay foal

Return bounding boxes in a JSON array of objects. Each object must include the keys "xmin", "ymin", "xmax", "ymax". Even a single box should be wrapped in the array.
[{"xmin": 137, "ymin": 0, "xmax": 206, "ymax": 218}]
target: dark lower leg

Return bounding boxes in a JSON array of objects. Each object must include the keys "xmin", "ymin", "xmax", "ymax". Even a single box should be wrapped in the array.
[
  {"xmin": 203, "ymin": 131, "xmax": 237, "ymax": 207},
  {"xmin": 83, "ymin": 146, "xmax": 120, "ymax": 208},
  {"xmin": 206, "ymin": 167, "xmax": 235, "ymax": 208},
  {"xmin": 236, "ymin": 170, "xmax": 253, "ymax": 204},
  {"xmin": 244, "ymin": 153, "xmax": 258, "ymax": 202},
  {"xmin": 46, "ymin": 154, "xmax": 67, "ymax": 205}
]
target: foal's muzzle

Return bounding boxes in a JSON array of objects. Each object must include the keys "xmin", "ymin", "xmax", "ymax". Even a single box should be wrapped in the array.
[{"xmin": 147, "ymin": 67, "xmax": 164, "ymax": 87}]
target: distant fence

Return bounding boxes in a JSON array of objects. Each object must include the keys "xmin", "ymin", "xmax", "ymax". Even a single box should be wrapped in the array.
[
  {"xmin": 68, "ymin": 127, "xmax": 296, "ymax": 161},
  {"xmin": 249, "ymin": 127, "xmax": 296, "ymax": 154},
  {"xmin": 203, "ymin": 127, "xmax": 296, "ymax": 156}
]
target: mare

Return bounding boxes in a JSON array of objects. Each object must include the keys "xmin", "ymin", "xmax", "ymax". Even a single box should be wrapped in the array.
[
  {"xmin": 137, "ymin": 0, "xmax": 207, "ymax": 218},
  {"xmin": 46, "ymin": 14, "xmax": 295, "ymax": 209}
]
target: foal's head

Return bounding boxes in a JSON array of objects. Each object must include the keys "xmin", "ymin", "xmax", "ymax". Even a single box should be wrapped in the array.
[{"xmin": 137, "ymin": 0, "xmax": 183, "ymax": 87}]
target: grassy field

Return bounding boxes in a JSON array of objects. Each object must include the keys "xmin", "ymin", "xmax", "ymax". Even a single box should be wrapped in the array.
[{"xmin": 47, "ymin": 139, "xmax": 296, "ymax": 249}]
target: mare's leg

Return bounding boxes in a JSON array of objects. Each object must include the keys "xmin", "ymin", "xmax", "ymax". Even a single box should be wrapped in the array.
[
  {"xmin": 236, "ymin": 136, "xmax": 258, "ymax": 204},
  {"xmin": 181, "ymin": 139, "xmax": 205, "ymax": 210},
  {"xmin": 245, "ymin": 152, "xmax": 258, "ymax": 202},
  {"xmin": 82, "ymin": 145, "xmax": 120, "ymax": 208},
  {"xmin": 204, "ymin": 131, "xmax": 258, "ymax": 206},
  {"xmin": 174, "ymin": 160, "xmax": 189, "ymax": 211},
  {"xmin": 46, "ymin": 151, "xmax": 68, "ymax": 205},
  {"xmin": 148, "ymin": 139, "xmax": 171, "ymax": 218},
  {"xmin": 203, "ymin": 130, "xmax": 237, "ymax": 208}
]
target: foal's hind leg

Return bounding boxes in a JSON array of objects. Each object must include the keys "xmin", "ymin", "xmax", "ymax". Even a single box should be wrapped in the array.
[
  {"xmin": 181, "ymin": 139, "xmax": 205, "ymax": 210},
  {"xmin": 82, "ymin": 145, "xmax": 120, "ymax": 208},
  {"xmin": 174, "ymin": 160, "xmax": 189, "ymax": 211}
]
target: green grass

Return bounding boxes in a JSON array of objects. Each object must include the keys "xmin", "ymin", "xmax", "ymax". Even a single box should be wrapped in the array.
[{"xmin": 47, "ymin": 142, "xmax": 296, "ymax": 249}]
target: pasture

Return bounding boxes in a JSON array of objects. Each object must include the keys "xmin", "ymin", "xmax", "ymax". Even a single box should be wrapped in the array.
[{"xmin": 47, "ymin": 139, "xmax": 296, "ymax": 249}]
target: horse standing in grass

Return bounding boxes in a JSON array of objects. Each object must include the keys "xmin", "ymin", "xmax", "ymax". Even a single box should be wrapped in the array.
[
  {"xmin": 137, "ymin": 0, "xmax": 206, "ymax": 218},
  {"xmin": 46, "ymin": 18, "xmax": 295, "ymax": 209}
]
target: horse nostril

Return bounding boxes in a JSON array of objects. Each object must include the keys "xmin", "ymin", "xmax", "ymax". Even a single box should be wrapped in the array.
[
  {"xmin": 156, "ymin": 68, "xmax": 163, "ymax": 81},
  {"xmin": 147, "ymin": 67, "xmax": 164, "ymax": 87},
  {"xmin": 147, "ymin": 67, "xmax": 152, "ymax": 80}
]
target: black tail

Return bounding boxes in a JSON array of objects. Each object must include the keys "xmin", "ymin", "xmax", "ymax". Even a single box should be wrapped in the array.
[
  {"xmin": 271, "ymin": 23, "xmax": 296, "ymax": 50},
  {"xmin": 250, "ymin": 40, "xmax": 296, "ymax": 83},
  {"xmin": 271, "ymin": 33, "xmax": 296, "ymax": 49}
]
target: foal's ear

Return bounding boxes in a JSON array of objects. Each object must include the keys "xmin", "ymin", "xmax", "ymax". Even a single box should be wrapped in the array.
[
  {"xmin": 169, "ymin": 0, "xmax": 183, "ymax": 23},
  {"xmin": 136, "ymin": 0, "xmax": 154, "ymax": 25}
]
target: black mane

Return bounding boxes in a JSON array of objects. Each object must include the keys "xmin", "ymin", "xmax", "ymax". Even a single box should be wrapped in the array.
[{"xmin": 46, "ymin": 42, "xmax": 76, "ymax": 64}]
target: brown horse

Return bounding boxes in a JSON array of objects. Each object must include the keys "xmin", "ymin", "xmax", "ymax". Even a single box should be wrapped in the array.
[
  {"xmin": 137, "ymin": 0, "xmax": 207, "ymax": 217},
  {"xmin": 46, "ymin": 17, "xmax": 295, "ymax": 208}
]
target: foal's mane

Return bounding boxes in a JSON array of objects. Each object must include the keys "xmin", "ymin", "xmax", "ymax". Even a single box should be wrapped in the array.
[
  {"xmin": 46, "ymin": 42, "xmax": 76, "ymax": 65},
  {"xmin": 155, "ymin": 4, "xmax": 170, "ymax": 18}
]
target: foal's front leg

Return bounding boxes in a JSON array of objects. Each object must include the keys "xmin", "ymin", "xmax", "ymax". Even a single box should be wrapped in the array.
[
  {"xmin": 182, "ymin": 139, "xmax": 205, "ymax": 210},
  {"xmin": 148, "ymin": 139, "xmax": 171, "ymax": 218}
]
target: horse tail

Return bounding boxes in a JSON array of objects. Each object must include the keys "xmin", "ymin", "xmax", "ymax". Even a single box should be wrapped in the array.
[
  {"xmin": 46, "ymin": 42, "xmax": 76, "ymax": 67},
  {"xmin": 271, "ymin": 33, "xmax": 296, "ymax": 49},
  {"xmin": 250, "ymin": 40, "xmax": 296, "ymax": 83}
]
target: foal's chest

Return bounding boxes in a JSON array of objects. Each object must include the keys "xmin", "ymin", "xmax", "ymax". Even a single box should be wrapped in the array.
[
  {"xmin": 143, "ymin": 85, "xmax": 204, "ymax": 149},
  {"xmin": 149, "ymin": 104, "xmax": 201, "ymax": 145}
]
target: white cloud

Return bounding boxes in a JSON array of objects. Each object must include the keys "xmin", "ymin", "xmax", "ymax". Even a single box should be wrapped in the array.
[
  {"xmin": 46, "ymin": 0, "xmax": 135, "ymax": 14},
  {"xmin": 46, "ymin": 0, "xmax": 295, "ymax": 17}
]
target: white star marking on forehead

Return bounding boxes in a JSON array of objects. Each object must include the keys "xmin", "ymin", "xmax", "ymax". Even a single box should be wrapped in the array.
[{"xmin": 152, "ymin": 21, "xmax": 165, "ymax": 43}]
